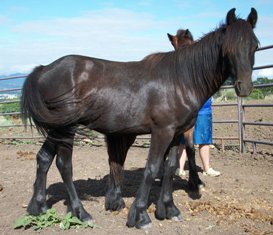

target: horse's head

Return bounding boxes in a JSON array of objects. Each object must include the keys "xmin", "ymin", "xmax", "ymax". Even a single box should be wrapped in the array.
[
  {"xmin": 167, "ymin": 29, "xmax": 194, "ymax": 50},
  {"xmin": 223, "ymin": 8, "xmax": 259, "ymax": 97}
]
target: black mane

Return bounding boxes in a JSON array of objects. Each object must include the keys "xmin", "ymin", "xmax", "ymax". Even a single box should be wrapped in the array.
[{"xmin": 141, "ymin": 18, "xmax": 258, "ymax": 103}]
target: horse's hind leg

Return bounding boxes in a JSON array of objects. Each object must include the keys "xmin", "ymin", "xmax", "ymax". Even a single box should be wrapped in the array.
[
  {"xmin": 105, "ymin": 134, "xmax": 136, "ymax": 211},
  {"xmin": 55, "ymin": 129, "xmax": 92, "ymax": 223},
  {"xmin": 184, "ymin": 130, "xmax": 204, "ymax": 191},
  {"xmin": 155, "ymin": 137, "xmax": 181, "ymax": 221},
  {"xmin": 27, "ymin": 136, "xmax": 57, "ymax": 215}
]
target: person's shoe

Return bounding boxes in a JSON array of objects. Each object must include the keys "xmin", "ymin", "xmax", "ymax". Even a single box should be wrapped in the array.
[
  {"xmin": 203, "ymin": 168, "xmax": 221, "ymax": 177},
  {"xmin": 175, "ymin": 168, "xmax": 186, "ymax": 177}
]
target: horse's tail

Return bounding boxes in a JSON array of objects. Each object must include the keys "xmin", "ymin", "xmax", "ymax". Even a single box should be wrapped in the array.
[
  {"xmin": 21, "ymin": 66, "xmax": 49, "ymax": 135},
  {"xmin": 21, "ymin": 66, "xmax": 80, "ymax": 136}
]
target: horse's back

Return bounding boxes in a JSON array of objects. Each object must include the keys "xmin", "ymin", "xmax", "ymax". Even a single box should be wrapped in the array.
[{"xmin": 22, "ymin": 54, "xmax": 190, "ymax": 135}]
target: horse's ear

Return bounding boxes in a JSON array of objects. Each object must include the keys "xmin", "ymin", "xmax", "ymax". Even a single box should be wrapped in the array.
[
  {"xmin": 185, "ymin": 29, "xmax": 194, "ymax": 41},
  {"xmin": 167, "ymin": 33, "xmax": 178, "ymax": 49},
  {"xmin": 226, "ymin": 8, "xmax": 237, "ymax": 25},
  {"xmin": 247, "ymin": 8, "xmax": 258, "ymax": 28},
  {"xmin": 167, "ymin": 33, "xmax": 174, "ymax": 42}
]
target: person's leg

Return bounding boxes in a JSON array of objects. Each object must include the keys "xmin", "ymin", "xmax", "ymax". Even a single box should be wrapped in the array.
[
  {"xmin": 176, "ymin": 144, "xmax": 187, "ymax": 176},
  {"xmin": 198, "ymin": 144, "xmax": 210, "ymax": 172},
  {"xmin": 179, "ymin": 144, "xmax": 187, "ymax": 169},
  {"xmin": 199, "ymin": 144, "xmax": 220, "ymax": 176}
]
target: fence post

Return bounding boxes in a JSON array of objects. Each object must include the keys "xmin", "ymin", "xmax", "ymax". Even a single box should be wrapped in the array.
[{"xmin": 237, "ymin": 96, "xmax": 243, "ymax": 153}]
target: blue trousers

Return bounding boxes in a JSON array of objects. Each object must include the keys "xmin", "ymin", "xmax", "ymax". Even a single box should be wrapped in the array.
[{"xmin": 180, "ymin": 113, "xmax": 212, "ymax": 144}]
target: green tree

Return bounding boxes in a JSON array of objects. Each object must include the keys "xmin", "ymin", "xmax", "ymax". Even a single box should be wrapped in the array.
[{"xmin": 248, "ymin": 88, "xmax": 265, "ymax": 99}]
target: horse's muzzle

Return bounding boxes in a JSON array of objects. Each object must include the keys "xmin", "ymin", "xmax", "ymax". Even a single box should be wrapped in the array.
[{"xmin": 234, "ymin": 80, "xmax": 253, "ymax": 97}]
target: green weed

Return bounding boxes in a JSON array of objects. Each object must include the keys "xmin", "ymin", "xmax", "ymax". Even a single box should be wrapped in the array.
[{"xmin": 13, "ymin": 208, "xmax": 95, "ymax": 231}]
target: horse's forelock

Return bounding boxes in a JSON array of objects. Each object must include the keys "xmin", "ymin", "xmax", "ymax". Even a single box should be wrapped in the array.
[{"xmin": 222, "ymin": 19, "xmax": 258, "ymax": 56}]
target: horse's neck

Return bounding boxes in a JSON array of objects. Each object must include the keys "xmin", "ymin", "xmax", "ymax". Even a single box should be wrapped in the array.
[{"xmin": 176, "ymin": 36, "xmax": 226, "ymax": 103}]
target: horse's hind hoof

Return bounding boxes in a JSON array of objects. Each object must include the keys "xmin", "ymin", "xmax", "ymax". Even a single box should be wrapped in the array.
[{"xmin": 105, "ymin": 197, "xmax": 125, "ymax": 211}]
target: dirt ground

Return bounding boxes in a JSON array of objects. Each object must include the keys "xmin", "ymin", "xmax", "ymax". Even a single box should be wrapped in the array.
[{"xmin": 0, "ymin": 101, "xmax": 272, "ymax": 235}]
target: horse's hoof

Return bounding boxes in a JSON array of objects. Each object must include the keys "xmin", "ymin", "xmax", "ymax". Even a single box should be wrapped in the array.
[
  {"xmin": 198, "ymin": 184, "xmax": 205, "ymax": 192},
  {"xmin": 85, "ymin": 218, "xmax": 95, "ymax": 227},
  {"xmin": 137, "ymin": 222, "xmax": 152, "ymax": 230},
  {"xmin": 105, "ymin": 199, "xmax": 125, "ymax": 211},
  {"xmin": 127, "ymin": 203, "xmax": 152, "ymax": 229},
  {"xmin": 27, "ymin": 199, "xmax": 48, "ymax": 216},
  {"xmin": 188, "ymin": 190, "xmax": 202, "ymax": 199},
  {"xmin": 171, "ymin": 215, "xmax": 183, "ymax": 222}
]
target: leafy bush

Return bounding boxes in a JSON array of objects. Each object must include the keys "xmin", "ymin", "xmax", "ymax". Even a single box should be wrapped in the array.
[
  {"xmin": 213, "ymin": 77, "xmax": 273, "ymax": 101},
  {"xmin": 225, "ymin": 90, "xmax": 237, "ymax": 100}
]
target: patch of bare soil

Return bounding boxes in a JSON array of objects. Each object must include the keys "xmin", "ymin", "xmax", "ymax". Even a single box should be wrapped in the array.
[
  {"xmin": 0, "ymin": 99, "xmax": 272, "ymax": 234},
  {"xmin": 0, "ymin": 142, "xmax": 272, "ymax": 235}
]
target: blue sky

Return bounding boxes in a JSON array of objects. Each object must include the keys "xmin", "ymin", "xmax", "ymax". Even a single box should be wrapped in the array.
[{"xmin": 1, "ymin": 0, "xmax": 273, "ymax": 78}]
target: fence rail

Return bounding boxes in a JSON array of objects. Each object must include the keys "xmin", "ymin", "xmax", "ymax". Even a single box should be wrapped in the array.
[{"xmin": 212, "ymin": 89, "xmax": 273, "ymax": 153}]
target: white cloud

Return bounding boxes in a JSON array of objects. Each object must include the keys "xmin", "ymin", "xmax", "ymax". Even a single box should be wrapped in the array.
[
  {"xmin": 14, "ymin": 8, "xmax": 155, "ymax": 36},
  {"xmin": 1, "ymin": 6, "xmax": 273, "ymax": 77},
  {"xmin": 253, "ymin": 68, "xmax": 273, "ymax": 79},
  {"xmin": 1, "ymin": 8, "xmax": 173, "ymax": 74}
]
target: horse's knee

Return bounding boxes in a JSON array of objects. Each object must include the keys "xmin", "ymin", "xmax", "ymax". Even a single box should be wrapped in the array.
[{"xmin": 56, "ymin": 155, "xmax": 72, "ymax": 174}]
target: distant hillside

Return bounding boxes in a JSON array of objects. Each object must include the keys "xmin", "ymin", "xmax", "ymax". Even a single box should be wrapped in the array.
[{"xmin": 0, "ymin": 73, "xmax": 27, "ymax": 90}]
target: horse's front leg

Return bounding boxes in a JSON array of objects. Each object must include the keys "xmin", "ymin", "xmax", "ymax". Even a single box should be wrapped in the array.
[
  {"xmin": 155, "ymin": 139, "xmax": 181, "ymax": 221},
  {"xmin": 127, "ymin": 129, "xmax": 174, "ymax": 229},
  {"xmin": 105, "ymin": 134, "xmax": 136, "ymax": 211},
  {"xmin": 27, "ymin": 137, "xmax": 56, "ymax": 216},
  {"xmin": 55, "ymin": 132, "xmax": 92, "ymax": 223}
]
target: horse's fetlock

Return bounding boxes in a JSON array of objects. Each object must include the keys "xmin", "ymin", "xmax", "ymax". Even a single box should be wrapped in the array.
[
  {"xmin": 135, "ymin": 201, "xmax": 146, "ymax": 210},
  {"xmin": 162, "ymin": 195, "xmax": 172, "ymax": 204},
  {"xmin": 36, "ymin": 193, "xmax": 45, "ymax": 203}
]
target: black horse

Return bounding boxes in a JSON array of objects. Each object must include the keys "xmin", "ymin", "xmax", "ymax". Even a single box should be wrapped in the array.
[
  {"xmin": 105, "ymin": 28, "xmax": 204, "ymax": 216},
  {"xmin": 21, "ymin": 8, "xmax": 258, "ymax": 229}
]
